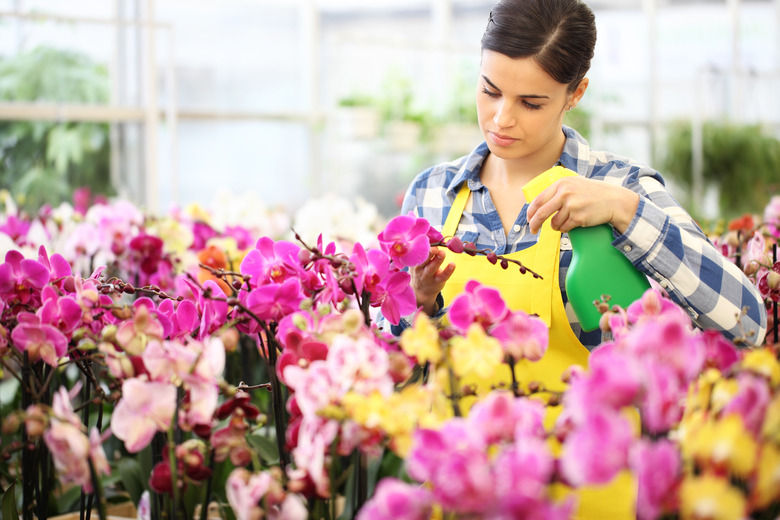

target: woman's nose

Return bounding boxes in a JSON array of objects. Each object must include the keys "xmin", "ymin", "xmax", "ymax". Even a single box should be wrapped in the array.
[{"xmin": 493, "ymin": 100, "xmax": 516, "ymax": 128}]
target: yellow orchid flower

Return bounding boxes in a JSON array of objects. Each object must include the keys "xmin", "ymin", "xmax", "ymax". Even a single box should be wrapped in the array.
[
  {"xmin": 450, "ymin": 324, "xmax": 503, "ymax": 380},
  {"xmin": 680, "ymin": 474, "xmax": 746, "ymax": 520},
  {"xmin": 400, "ymin": 313, "xmax": 442, "ymax": 365},
  {"xmin": 689, "ymin": 414, "xmax": 757, "ymax": 478},
  {"xmin": 761, "ymin": 393, "xmax": 780, "ymax": 443},
  {"xmin": 752, "ymin": 442, "xmax": 780, "ymax": 510},
  {"xmin": 741, "ymin": 348, "xmax": 780, "ymax": 387}
]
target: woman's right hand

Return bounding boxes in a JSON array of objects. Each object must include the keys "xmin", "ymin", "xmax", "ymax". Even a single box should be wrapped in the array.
[{"xmin": 410, "ymin": 246, "xmax": 456, "ymax": 315}]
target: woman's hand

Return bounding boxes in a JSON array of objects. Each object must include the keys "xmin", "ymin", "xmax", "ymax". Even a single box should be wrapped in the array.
[
  {"xmin": 410, "ymin": 246, "xmax": 456, "ymax": 315},
  {"xmin": 526, "ymin": 176, "xmax": 640, "ymax": 235}
]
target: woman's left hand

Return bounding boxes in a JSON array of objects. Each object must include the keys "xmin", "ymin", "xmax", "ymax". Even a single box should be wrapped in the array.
[{"xmin": 526, "ymin": 176, "xmax": 640, "ymax": 234}]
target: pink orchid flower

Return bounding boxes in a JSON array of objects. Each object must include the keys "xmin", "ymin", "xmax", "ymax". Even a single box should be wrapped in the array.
[
  {"xmin": 377, "ymin": 214, "xmax": 433, "ymax": 269},
  {"xmin": 356, "ymin": 478, "xmax": 433, "ymax": 520},
  {"xmin": 37, "ymin": 285, "xmax": 82, "ymax": 335},
  {"xmin": 491, "ymin": 309, "xmax": 549, "ymax": 362},
  {"xmin": 491, "ymin": 437, "xmax": 555, "ymax": 509},
  {"xmin": 128, "ymin": 233, "xmax": 165, "ymax": 275},
  {"xmin": 36, "ymin": 246, "xmax": 73, "ymax": 285},
  {"xmin": 696, "ymin": 329, "xmax": 740, "ymax": 371},
  {"xmin": 722, "ymin": 373, "xmax": 771, "ymax": 437},
  {"xmin": 326, "ymin": 335, "xmax": 394, "ymax": 397},
  {"xmin": 467, "ymin": 391, "xmax": 547, "ymax": 445},
  {"xmin": 626, "ymin": 288, "xmax": 688, "ymax": 325},
  {"xmin": 11, "ymin": 312, "xmax": 68, "ymax": 366},
  {"xmin": 290, "ymin": 416, "xmax": 339, "ymax": 497},
  {"xmin": 562, "ymin": 345, "xmax": 643, "ymax": 422},
  {"xmin": 276, "ymin": 331, "xmax": 329, "ymax": 385},
  {"xmin": 111, "ymin": 378, "xmax": 177, "ymax": 452},
  {"xmin": 243, "ymin": 277, "xmax": 305, "ymax": 322},
  {"xmin": 115, "ymin": 303, "xmax": 166, "ymax": 356},
  {"xmin": 376, "ymin": 270, "xmax": 417, "ymax": 326},
  {"xmin": 559, "ymin": 407, "xmax": 634, "ymax": 486},
  {"xmin": 637, "ymin": 360, "xmax": 685, "ymax": 435},
  {"xmin": 448, "ymin": 280, "xmax": 509, "ymax": 332},
  {"xmin": 629, "ymin": 439, "xmax": 681, "ymax": 520},
  {"xmin": 763, "ymin": 195, "xmax": 780, "ymax": 237},
  {"xmin": 226, "ymin": 468, "xmax": 273, "ymax": 520},
  {"xmin": 43, "ymin": 422, "xmax": 110, "ymax": 494},
  {"xmin": 240, "ymin": 237, "xmax": 302, "ymax": 287},
  {"xmin": 741, "ymin": 230, "xmax": 768, "ymax": 275},
  {"xmin": 0, "ymin": 249, "xmax": 50, "ymax": 304}
]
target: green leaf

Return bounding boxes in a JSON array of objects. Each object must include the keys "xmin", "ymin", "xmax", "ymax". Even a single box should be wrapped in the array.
[
  {"xmin": 2, "ymin": 481, "xmax": 18, "ymax": 520},
  {"xmin": 246, "ymin": 433, "xmax": 279, "ymax": 464},
  {"xmin": 117, "ymin": 458, "xmax": 147, "ymax": 507}
]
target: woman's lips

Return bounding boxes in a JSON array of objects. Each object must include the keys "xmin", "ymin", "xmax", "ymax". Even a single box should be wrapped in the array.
[{"xmin": 489, "ymin": 131, "xmax": 517, "ymax": 146}]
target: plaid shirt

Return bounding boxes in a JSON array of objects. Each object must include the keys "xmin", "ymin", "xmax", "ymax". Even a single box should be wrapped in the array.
[{"xmin": 381, "ymin": 126, "xmax": 767, "ymax": 348}]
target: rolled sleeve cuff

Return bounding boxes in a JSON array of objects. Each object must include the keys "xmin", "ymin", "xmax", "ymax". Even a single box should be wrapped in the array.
[
  {"xmin": 611, "ymin": 197, "xmax": 668, "ymax": 266},
  {"xmin": 390, "ymin": 293, "xmax": 446, "ymax": 336}
]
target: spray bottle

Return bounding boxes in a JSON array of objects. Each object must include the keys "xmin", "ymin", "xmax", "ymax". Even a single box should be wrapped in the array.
[{"xmin": 522, "ymin": 166, "xmax": 650, "ymax": 331}]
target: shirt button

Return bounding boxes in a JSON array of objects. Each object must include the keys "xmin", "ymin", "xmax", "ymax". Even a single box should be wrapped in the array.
[
  {"xmin": 560, "ymin": 236, "xmax": 570, "ymax": 246},
  {"xmin": 513, "ymin": 224, "xmax": 521, "ymax": 232},
  {"xmin": 622, "ymin": 245, "xmax": 632, "ymax": 252},
  {"xmin": 659, "ymin": 280, "xmax": 669, "ymax": 288}
]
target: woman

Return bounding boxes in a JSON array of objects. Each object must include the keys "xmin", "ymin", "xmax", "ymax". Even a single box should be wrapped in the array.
[
  {"xmin": 390, "ymin": 0, "xmax": 766, "ymax": 349},
  {"xmin": 384, "ymin": 0, "xmax": 768, "ymax": 517}
]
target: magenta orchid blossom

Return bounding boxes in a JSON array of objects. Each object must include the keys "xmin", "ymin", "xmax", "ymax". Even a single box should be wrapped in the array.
[
  {"xmin": 448, "ymin": 279, "xmax": 509, "ymax": 331},
  {"xmin": 240, "ymin": 236, "xmax": 303, "ymax": 287},
  {"xmin": 491, "ymin": 309, "xmax": 549, "ymax": 362},
  {"xmin": 377, "ymin": 213, "xmax": 433, "ymax": 270},
  {"xmin": 0, "ymin": 249, "xmax": 51, "ymax": 305},
  {"xmin": 10, "ymin": 312, "xmax": 69, "ymax": 366}
]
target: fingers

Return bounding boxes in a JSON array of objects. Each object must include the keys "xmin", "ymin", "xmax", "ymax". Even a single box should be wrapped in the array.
[{"xmin": 527, "ymin": 185, "xmax": 560, "ymax": 234}]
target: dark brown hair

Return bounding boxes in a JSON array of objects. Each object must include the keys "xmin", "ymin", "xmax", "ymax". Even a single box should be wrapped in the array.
[{"xmin": 481, "ymin": 0, "xmax": 597, "ymax": 92}]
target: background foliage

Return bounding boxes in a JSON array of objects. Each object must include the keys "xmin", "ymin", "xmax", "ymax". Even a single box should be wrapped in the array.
[{"xmin": 0, "ymin": 47, "xmax": 112, "ymax": 213}]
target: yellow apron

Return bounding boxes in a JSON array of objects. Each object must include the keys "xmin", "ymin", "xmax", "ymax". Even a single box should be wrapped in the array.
[{"xmin": 439, "ymin": 183, "xmax": 636, "ymax": 520}]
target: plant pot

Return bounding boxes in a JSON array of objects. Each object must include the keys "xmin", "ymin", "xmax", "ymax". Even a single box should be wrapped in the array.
[
  {"xmin": 384, "ymin": 120, "xmax": 423, "ymax": 152},
  {"xmin": 332, "ymin": 107, "xmax": 381, "ymax": 140}
]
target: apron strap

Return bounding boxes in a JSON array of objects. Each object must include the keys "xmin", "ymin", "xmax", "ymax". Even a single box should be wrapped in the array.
[
  {"xmin": 441, "ymin": 181, "xmax": 562, "ymax": 325},
  {"xmin": 443, "ymin": 183, "xmax": 471, "ymax": 238}
]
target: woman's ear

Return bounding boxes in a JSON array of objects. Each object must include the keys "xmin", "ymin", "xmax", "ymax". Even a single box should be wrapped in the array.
[{"xmin": 569, "ymin": 77, "xmax": 589, "ymax": 109}]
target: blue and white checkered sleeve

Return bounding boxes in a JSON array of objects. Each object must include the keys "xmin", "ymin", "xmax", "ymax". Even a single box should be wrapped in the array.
[{"xmin": 613, "ymin": 173, "xmax": 767, "ymax": 346}]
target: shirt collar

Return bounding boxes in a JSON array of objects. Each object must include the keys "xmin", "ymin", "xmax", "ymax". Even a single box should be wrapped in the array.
[
  {"xmin": 559, "ymin": 125, "xmax": 591, "ymax": 176},
  {"xmin": 446, "ymin": 141, "xmax": 490, "ymax": 196}
]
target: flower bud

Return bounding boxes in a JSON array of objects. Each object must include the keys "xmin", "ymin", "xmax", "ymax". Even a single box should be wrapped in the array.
[
  {"xmin": 464, "ymin": 242, "xmax": 478, "ymax": 256},
  {"xmin": 101, "ymin": 324, "xmax": 118, "ymax": 343},
  {"xmin": 486, "ymin": 252, "xmax": 498, "ymax": 265},
  {"xmin": 292, "ymin": 313, "xmax": 309, "ymax": 331},
  {"xmin": 341, "ymin": 308, "xmax": 364, "ymax": 333},
  {"xmin": 446, "ymin": 236, "xmax": 464, "ymax": 254},
  {"xmin": 725, "ymin": 230, "xmax": 740, "ymax": 248},
  {"xmin": 77, "ymin": 339, "xmax": 97, "ymax": 351},
  {"xmin": 768, "ymin": 271, "xmax": 780, "ymax": 291},
  {"xmin": 111, "ymin": 306, "xmax": 133, "ymax": 321},
  {"xmin": 24, "ymin": 405, "xmax": 48, "ymax": 438},
  {"xmin": 2, "ymin": 412, "xmax": 21, "ymax": 434},
  {"xmin": 220, "ymin": 327, "xmax": 240, "ymax": 352}
]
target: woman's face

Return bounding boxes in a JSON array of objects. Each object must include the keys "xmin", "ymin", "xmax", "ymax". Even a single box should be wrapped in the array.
[{"xmin": 476, "ymin": 50, "xmax": 586, "ymax": 164}]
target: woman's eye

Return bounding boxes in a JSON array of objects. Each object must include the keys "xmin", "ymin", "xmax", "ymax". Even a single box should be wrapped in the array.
[
  {"xmin": 522, "ymin": 100, "xmax": 542, "ymax": 110},
  {"xmin": 481, "ymin": 88, "xmax": 500, "ymax": 99}
]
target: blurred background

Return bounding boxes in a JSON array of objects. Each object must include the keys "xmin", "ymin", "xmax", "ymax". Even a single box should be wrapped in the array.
[{"xmin": 0, "ymin": 0, "xmax": 779, "ymax": 225}]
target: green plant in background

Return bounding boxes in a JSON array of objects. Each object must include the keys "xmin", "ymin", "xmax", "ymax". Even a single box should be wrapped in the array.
[
  {"xmin": 0, "ymin": 46, "xmax": 112, "ymax": 214},
  {"xmin": 660, "ymin": 120, "xmax": 780, "ymax": 219},
  {"xmin": 564, "ymin": 105, "xmax": 591, "ymax": 142}
]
